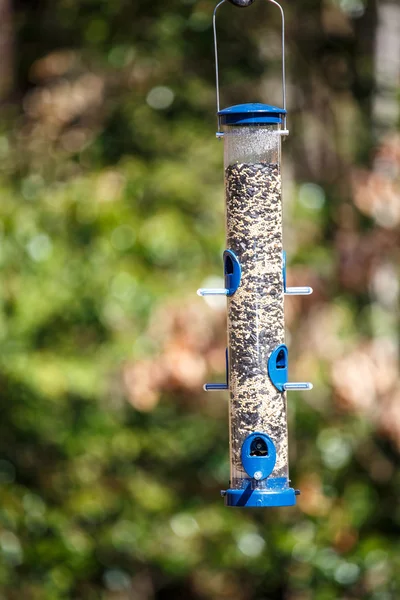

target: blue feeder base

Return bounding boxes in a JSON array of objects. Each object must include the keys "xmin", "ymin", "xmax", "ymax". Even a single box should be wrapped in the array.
[{"xmin": 222, "ymin": 482, "xmax": 299, "ymax": 508}]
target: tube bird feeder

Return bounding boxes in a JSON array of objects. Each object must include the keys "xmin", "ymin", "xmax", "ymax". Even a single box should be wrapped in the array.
[{"xmin": 198, "ymin": 0, "xmax": 313, "ymax": 508}]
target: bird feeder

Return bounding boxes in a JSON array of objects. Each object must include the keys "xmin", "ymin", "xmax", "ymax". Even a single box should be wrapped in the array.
[{"xmin": 197, "ymin": 0, "xmax": 313, "ymax": 507}]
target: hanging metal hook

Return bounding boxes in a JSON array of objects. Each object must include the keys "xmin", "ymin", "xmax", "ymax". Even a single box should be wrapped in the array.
[{"xmin": 213, "ymin": 0, "xmax": 287, "ymax": 133}]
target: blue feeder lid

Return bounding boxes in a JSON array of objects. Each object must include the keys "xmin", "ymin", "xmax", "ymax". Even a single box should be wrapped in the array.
[{"xmin": 218, "ymin": 103, "xmax": 286, "ymax": 126}]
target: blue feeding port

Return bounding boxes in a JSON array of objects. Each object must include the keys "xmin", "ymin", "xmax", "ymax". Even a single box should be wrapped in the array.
[
  {"xmin": 223, "ymin": 249, "xmax": 241, "ymax": 296},
  {"xmin": 197, "ymin": 249, "xmax": 241, "ymax": 298},
  {"xmin": 268, "ymin": 345, "xmax": 313, "ymax": 393},
  {"xmin": 222, "ymin": 433, "xmax": 298, "ymax": 507},
  {"xmin": 268, "ymin": 345, "xmax": 289, "ymax": 392},
  {"xmin": 241, "ymin": 432, "xmax": 276, "ymax": 480}
]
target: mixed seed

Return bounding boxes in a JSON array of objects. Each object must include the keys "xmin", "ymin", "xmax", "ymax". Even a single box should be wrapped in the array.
[{"xmin": 225, "ymin": 162, "xmax": 289, "ymax": 487}]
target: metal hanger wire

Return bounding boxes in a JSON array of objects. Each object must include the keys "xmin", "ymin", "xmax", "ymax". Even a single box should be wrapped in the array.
[{"xmin": 213, "ymin": 0, "xmax": 287, "ymax": 133}]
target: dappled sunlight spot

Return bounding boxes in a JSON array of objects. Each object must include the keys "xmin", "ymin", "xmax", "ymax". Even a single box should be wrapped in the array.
[
  {"xmin": 195, "ymin": 509, "xmax": 225, "ymax": 535},
  {"xmin": 74, "ymin": 458, "xmax": 102, "ymax": 486},
  {"xmin": 148, "ymin": 300, "xmax": 220, "ymax": 352},
  {"xmin": 21, "ymin": 174, "xmax": 44, "ymax": 200},
  {"xmin": 26, "ymin": 234, "xmax": 53, "ymax": 262},
  {"xmin": 60, "ymin": 128, "xmax": 91, "ymax": 153},
  {"xmin": 146, "ymin": 86, "xmax": 174, "ymax": 110},
  {"xmin": 317, "ymin": 429, "xmax": 352, "ymax": 470},
  {"xmin": 30, "ymin": 50, "xmax": 78, "ymax": 81},
  {"xmin": 304, "ymin": 302, "xmax": 356, "ymax": 360},
  {"xmin": 332, "ymin": 348, "xmax": 377, "ymax": 413},
  {"xmin": 111, "ymin": 225, "xmax": 135, "ymax": 251},
  {"xmin": 236, "ymin": 532, "xmax": 265, "ymax": 557},
  {"xmin": 365, "ymin": 550, "xmax": 389, "ymax": 569},
  {"xmin": 111, "ymin": 520, "xmax": 138, "ymax": 552},
  {"xmin": 192, "ymin": 569, "xmax": 249, "ymax": 600},
  {"xmin": 340, "ymin": 0, "xmax": 365, "ymax": 18},
  {"xmin": 111, "ymin": 271, "xmax": 137, "ymax": 301},
  {"xmin": 164, "ymin": 342, "xmax": 207, "ymax": 389},
  {"xmin": 123, "ymin": 299, "xmax": 227, "ymax": 411},
  {"xmin": 23, "ymin": 87, "xmax": 52, "ymax": 119},
  {"xmin": 96, "ymin": 170, "xmax": 125, "ymax": 203},
  {"xmin": 0, "ymin": 532, "xmax": 23, "ymax": 566},
  {"xmin": 352, "ymin": 135, "xmax": 400, "ymax": 227},
  {"xmin": 102, "ymin": 301, "xmax": 128, "ymax": 330},
  {"xmin": 123, "ymin": 359, "xmax": 164, "ymax": 412},
  {"xmin": 370, "ymin": 338, "xmax": 399, "ymax": 394},
  {"xmin": 22, "ymin": 493, "xmax": 46, "ymax": 518},
  {"xmin": 331, "ymin": 338, "xmax": 400, "ymax": 446},
  {"xmin": 103, "ymin": 569, "xmax": 131, "ymax": 592},
  {"xmin": 365, "ymin": 562, "xmax": 391, "ymax": 593},
  {"xmin": 170, "ymin": 513, "xmax": 199, "ymax": 539},
  {"xmin": 139, "ymin": 211, "xmax": 191, "ymax": 265},
  {"xmin": 370, "ymin": 262, "xmax": 399, "ymax": 309},
  {"xmin": 108, "ymin": 45, "xmax": 136, "ymax": 68},
  {"xmin": 23, "ymin": 73, "xmax": 104, "ymax": 129},
  {"xmin": 334, "ymin": 561, "xmax": 360, "ymax": 586},
  {"xmin": 297, "ymin": 474, "xmax": 332, "ymax": 516},
  {"xmin": 67, "ymin": 487, "xmax": 118, "ymax": 521},
  {"xmin": 130, "ymin": 475, "xmax": 176, "ymax": 513},
  {"xmin": 291, "ymin": 520, "xmax": 316, "ymax": 544},
  {"xmin": 64, "ymin": 530, "xmax": 92, "ymax": 555},
  {"xmin": 369, "ymin": 302, "xmax": 398, "ymax": 339},
  {"xmin": 47, "ymin": 566, "xmax": 73, "ymax": 593},
  {"xmin": 292, "ymin": 541, "xmax": 317, "ymax": 562},
  {"xmin": 298, "ymin": 182, "xmax": 326, "ymax": 211},
  {"xmin": 314, "ymin": 548, "xmax": 340, "ymax": 574},
  {"xmin": 364, "ymin": 550, "xmax": 391, "ymax": 592}
]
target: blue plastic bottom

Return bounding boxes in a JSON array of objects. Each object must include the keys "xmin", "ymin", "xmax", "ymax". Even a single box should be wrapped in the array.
[{"xmin": 222, "ymin": 478, "xmax": 298, "ymax": 508}]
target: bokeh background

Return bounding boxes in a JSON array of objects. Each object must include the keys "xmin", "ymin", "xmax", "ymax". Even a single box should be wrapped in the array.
[{"xmin": 0, "ymin": 0, "xmax": 399, "ymax": 598}]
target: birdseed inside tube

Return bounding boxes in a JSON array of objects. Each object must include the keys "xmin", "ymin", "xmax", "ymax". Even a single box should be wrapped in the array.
[{"xmin": 225, "ymin": 160, "xmax": 289, "ymax": 489}]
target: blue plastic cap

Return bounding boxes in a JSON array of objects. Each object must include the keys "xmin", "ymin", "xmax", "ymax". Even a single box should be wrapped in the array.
[{"xmin": 218, "ymin": 103, "xmax": 286, "ymax": 126}]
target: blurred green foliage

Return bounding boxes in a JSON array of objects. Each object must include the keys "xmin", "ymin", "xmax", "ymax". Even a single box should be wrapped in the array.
[{"xmin": 0, "ymin": 0, "xmax": 399, "ymax": 598}]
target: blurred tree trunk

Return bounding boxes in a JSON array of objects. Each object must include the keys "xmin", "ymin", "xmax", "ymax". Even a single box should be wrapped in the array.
[
  {"xmin": 289, "ymin": 0, "xmax": 378, "ymax": 182},
  {"xmin": 0, "ymin": 0, "xmax": 13, "ymax": 102},
  {"xmin": 372, "ymin": 0, "xmax": 400, "ymax": 138}
]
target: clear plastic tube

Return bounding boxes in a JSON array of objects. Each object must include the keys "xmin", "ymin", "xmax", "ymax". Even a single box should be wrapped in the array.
[{"xmin": 223, "ymin": 124, "xmax": 290, "ymax": 490}]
